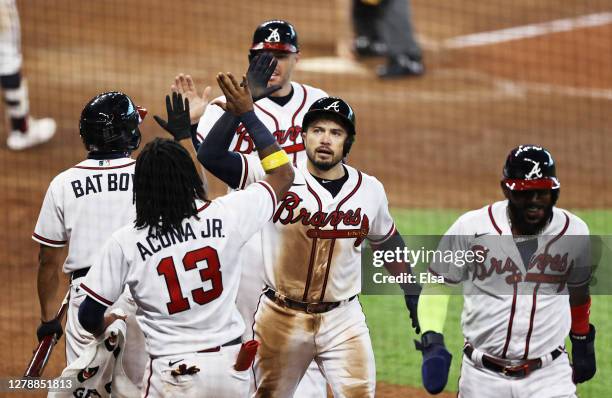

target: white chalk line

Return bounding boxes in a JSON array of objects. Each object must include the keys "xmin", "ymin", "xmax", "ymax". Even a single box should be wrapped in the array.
[{"xmin": 445, "ymin": 12, "xmax": 612, "ymax": 49}]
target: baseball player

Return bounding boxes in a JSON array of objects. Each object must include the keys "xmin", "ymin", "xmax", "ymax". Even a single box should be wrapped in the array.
[
  {"xmin": 416, "ymin": 145, "xmax": 596, "ymax": 397},
  {"xmin": 1, "ymin": 0, "xmax": 55, "ymax": 150},
  {"xmin": 34, "ymin": 92, "xmax": 147, "ymax": 387},
  {"xmin": 198, "ymin": 71, "xmax": 420, "ymax": 397},
  {"xmin": 77, "ymin": 99, "xmax": 295, "ymax": 398},
  {"xmin": 173, "ymin": 19, "xmax": 330, "ymax": 396}
]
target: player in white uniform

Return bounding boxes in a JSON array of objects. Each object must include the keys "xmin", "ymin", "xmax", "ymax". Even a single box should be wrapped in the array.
[
  {"xmin": 1, "ymin": 0, "xmax": 55, "ymax": 150},
  {"xmin": 34, "ymin": 92, "xmax": 147, "ymax": 387},
  {"xmin": 198, "ymin": 78, "xmax": 420, "ymax": 396},
  {"xmin": 415, "ymin": 145, "xmax": 596, "ymax": 397},
  {"xmin": 172, "ymin": 19, "xmax": 329, "ymax": 396},
  {"xmin": 78, "ymin": 88, "xmax": 295, "ymax": 397}
]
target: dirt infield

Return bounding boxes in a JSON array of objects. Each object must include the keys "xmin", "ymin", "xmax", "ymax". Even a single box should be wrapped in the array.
[{"xmin": 1, "ymin": 0, "xmax": 610, "ymax": 396}]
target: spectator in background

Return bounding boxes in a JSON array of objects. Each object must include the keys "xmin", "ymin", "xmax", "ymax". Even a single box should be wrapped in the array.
[
  {"xmin": 352, "ymin": 0, "xmax": 424, "ymax": 78},
  {"xmin": 1, "ymin": 0, "xmax": 55, "ymax": 150}
]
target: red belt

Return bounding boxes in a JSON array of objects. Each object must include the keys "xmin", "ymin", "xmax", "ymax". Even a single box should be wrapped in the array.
[{"xmin": 264, "ymin": 287, "xmax": 356, "ymax": 314}]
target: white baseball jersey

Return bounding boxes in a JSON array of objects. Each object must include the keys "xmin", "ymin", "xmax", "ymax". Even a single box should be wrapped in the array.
[
  {"xmin": 32, "ymin": 157, "xmax": 136, "ymax": 273},
  {"xmin": 81, "ymin": 181, "xmax": 277, "ymax": 357},
  {"xmin": 196, "ymin": 82, "xmax": 327, "ymax": 166},
  {"xmin": 430, "ymin": 200, "xmax": 590, "ymax": 359},
  {"xmin": 242, "ymin": 156, "xmax": 396, "ymax": 302}
]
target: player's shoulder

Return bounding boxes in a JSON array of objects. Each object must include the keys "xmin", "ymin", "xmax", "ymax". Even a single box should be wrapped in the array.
[
  {"xmin": 293, "ymin": 82, "xmax": 328, "ymax": 101},
  {"xmin": 553, "ymin": 206, "xmax": 590, "ymax": 234},
  {"xmin": 454, "ymin": 201, "xmax": 503, "ymax": 233},
  {"xmin": 346, "ymin": 165, "xmax": 386, "ymax": 195}
]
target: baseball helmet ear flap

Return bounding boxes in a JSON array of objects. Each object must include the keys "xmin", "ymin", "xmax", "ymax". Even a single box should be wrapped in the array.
[{"xmin": 79, "ymin": 91, "xmax": 144, "ymax": 153}]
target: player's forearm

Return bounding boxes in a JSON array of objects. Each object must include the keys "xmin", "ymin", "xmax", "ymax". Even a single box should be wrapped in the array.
[
  {"xmin": 418, "ymin": 289, "xmax": 451, "ymax": 334},
  {"xmin": 197, "ymin": 112, "xmax": 243, "ymax": 188},
  {"xmin": 37, "ymin": 247, "xmax": 61, "ymax": 321}
]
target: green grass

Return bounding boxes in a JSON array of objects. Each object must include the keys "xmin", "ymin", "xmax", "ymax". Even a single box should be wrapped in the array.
[{"xmin": 361, "ymin": 208, "xmax": 612, "ymax": 397}]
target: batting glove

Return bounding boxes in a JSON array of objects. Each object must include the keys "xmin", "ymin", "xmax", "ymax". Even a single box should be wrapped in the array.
[
  {"xmin": 570, "ymin": 324, "xmax": 596, "ymax": 383},
  {"xmin": 247, "ymin": 53, "xmax": 282, "ymax": 101},
  {"xmin": 36, "ymin": 319, "xmax": 63, "ymax": 342},
  {"xmin": 415, "ymin": 331, "xmax": 452, "ymax": 395},
  {"xmin": 154, "ymin": 92, "xmax": 192, "ymax": 141},
  {"xmin": 403, "ymin": 285, "xmax": 421, "ymax": 334}
]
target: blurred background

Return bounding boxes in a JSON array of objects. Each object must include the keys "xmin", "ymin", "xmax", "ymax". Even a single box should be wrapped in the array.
[{"xmin": 1, "ymin": 1, "xmax": 610, "ymax": 396}]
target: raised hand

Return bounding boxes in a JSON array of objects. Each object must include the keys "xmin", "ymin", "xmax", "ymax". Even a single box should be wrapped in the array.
[
  {"xmin": 154, "ymin": 92, "xmax": 192, "ymax": 141},
  {"xmin": 247, "ymin": 53, "xmax": 282, "ymax": 101},
  {"xmin": 212, "ymin": 72, "xmax": 254, "ymax": 116},
  {"xmin": 171, "ymin": 74, "xmax": 212, "ymax": 124}
]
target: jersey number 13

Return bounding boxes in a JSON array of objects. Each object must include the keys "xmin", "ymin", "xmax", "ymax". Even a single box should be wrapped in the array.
[{"xmin": 156, "ymin": 246, "xmax": 223, "ymax": 314}]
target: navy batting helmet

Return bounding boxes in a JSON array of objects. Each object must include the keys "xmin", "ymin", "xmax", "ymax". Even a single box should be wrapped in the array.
[
  {"xmin": 79, "ymin": 91, "xmax": 144, "ymax": 153},
  {"xmin": 302, "ymin": 97, "xmax": 356, "ymax": 156},
  {"xmin": 502, "ymin": 145, "xmax": 560, "ymax": 191},
  {"xmin": 250, "ymin": 20, "xmax": 299, "ymax": 55}
]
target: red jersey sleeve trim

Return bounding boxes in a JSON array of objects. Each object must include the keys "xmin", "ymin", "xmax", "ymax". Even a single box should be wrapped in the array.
[
  {"xmin": 368, "ymin": 224, "xmax": 396, "ymax": 244},
  {"xmin": 80, "ymin": 283, "xmax": 114, "ymax": 307},
  {"xmin": 32, "ymin": 232, "xmax": 67, "ymax": 247}
]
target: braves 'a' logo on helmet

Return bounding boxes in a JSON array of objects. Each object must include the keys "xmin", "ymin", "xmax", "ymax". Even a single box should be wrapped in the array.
[
  {"xmin": 265, "ymin": 28, "xmax": 280, "ymax": 43},
  {"xmin": 524, "ymin": 159, "xmax": 543, "ymax": 180},
  {"xmin": 324, "ymin": 101, "xmax": 341, "ymax": 112}
]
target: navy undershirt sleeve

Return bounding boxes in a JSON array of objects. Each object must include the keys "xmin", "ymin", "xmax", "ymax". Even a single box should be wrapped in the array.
[
  {"xmin": 239, "ymin": 111, "xmax": 276, "ymax": 150},
  {"xmin": 197, "ymin": 112, "xmax": 244, "ymax": 189},
  {"xmin": 78, "ymin": 296, "xmax": 107, "ymax": 335}
]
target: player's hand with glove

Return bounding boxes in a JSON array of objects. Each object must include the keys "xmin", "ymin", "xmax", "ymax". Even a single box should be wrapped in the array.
[
  {"xmin": 247, "ymin": 53, "xmax": 282, "ymax": 101},
  {"xmin": 154, "ymin": 92, "xmax": 192, "ymax": 141},
  {"xmin": 171, "ymin": 74, "xmax": 212, "ymax": 124},
  {"xmin": 570, "ymin": 324, "xmax": 596, "ymax": 383},
  {"xmin": 36, "ymin": 318, "xmax": 63, "ymax": 342},
  {"xmin": 415, "ymin": 331, "xmax": 452, "ymax": 394}
]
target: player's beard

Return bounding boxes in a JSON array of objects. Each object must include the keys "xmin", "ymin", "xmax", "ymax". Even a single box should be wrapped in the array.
[
  {"xmin": 507, "ymin": 200, "xmax": 553, "ymax": 235},
  {"xmin": 306, "ymin": 150, "xmax": 342, "ymax": 171}
]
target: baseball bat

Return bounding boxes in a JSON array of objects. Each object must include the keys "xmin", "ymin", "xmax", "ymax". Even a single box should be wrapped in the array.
[{"xmin": 24, "ymin": 291, "xmax": 70, "ymax": 378}]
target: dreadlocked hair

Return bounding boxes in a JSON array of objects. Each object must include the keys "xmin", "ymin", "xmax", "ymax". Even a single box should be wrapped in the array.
[{"xmin": 134, "ymin": 138, "xmax": 206, "ymax": 234}]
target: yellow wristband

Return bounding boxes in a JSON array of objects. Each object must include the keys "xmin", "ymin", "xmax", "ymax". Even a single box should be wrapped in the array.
[{"xmin": 261, "ymin": 150, "xmax": 290, "ymax": 172}]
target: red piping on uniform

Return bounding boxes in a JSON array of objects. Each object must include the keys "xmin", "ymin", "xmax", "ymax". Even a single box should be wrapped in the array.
[
  {"xmin": 73, "ymin": 161, "xmax": 135, "ymax": 170},
  {"xmin": 80, "ymin": 283, "xmax": 114, "ymax": 306},
  {"xmin": 522, "ymin": 212, "xmax": 570, "ymax": 358},
  {"xmin": 251, "ymin": 291, "xmax": 265, "ymax": 391},
  {"xmin": 32, "ymin": 233, "xmax": 67, "ymax": 246},
  {"xmin": 369, "ymin": 224, "xmax": 396, "ymax": 244},
  {"xmin": 302, "ymin": 181, "xmax": 323, "ymax": 301},
  {"xmin": 197, "ymin": 202, "xmax": 211, "ymax": 212},
  {"xmin": 240, "ymin": 154, "xmax": 249, "ymax": 190},
  {"xmin": 291, "ymin": 85, "xmax": 307, "ymax": 127},
  {"xmin": 256, "ymin": 181, "xmax": 277, "ymax": 218},
  {"xmin": 319, "ymin": 171, "xmax": 363, "ymax": 301},
  {"xmin": 254, "ymin": 103, "xmax": 280, "ymax": 133},
  {"xmin": 488, "ymin": 204, "xmax": 502, "ymax": 235},
  {"xmin": 523, "ymin": 285, "xmax": 539, "ymax": 359},
  {"xmin": 501, "ymin": 283, "xmax": 518, "ymax": 358},
  {"xmin": 144, "ymin": 358, "xmax": 153, "ymax": 397}
]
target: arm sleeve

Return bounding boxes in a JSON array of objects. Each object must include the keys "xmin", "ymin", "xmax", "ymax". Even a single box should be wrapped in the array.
[
  {"xmin": 80, "ymin": 236, "xmax": 129, "ymax": 306},
  {"xmin": 217, "ymin": 181, "xmax": 277, "ymax": 242},
  {"xmin": 428, "ymin": 217, "xmax": 470, "ymax": 285},
  {"xmin": 197, "ymin": 111, "xmax": 243, "ymax": 189},
  {"xmin": 78, "ymin": 296, "xmax": 108, "ymax": 335},
  {"xmin": 366, "ymin": 180, "xmax": 396, "ymax": 245},
  {"xmin": 32, "ymin": 181, "xmax": 68, "ymax": 247}
]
